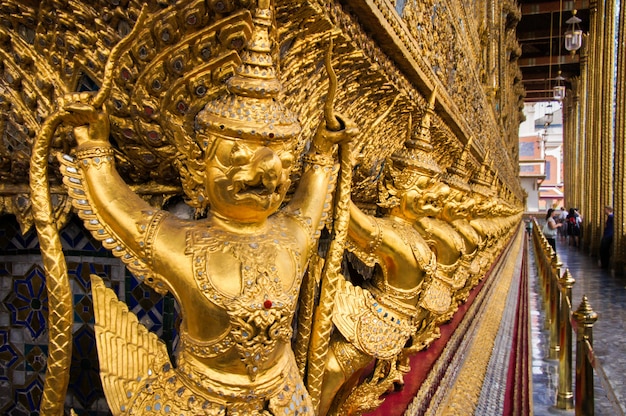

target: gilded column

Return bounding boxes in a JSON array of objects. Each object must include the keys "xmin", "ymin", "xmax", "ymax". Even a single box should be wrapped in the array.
[
  {"xmin": 580, "ymin": 6, "xmax": 594, "ymax": 249},
  {"xmin": 585, "ymin": 0, "xmax": 602, "ymax": 254},
  {"xmin": 613, "ymin": 0, "xmax": 626, "ymax": 274},
  {"xmin": 600, "ymin": 0, "xmax": 616, "ymax": 244},
  {"xmin": 563, "ymin": 94, "xmax": 573, "ymax": 208},
  {"xmin": 570, "ymin": 77, "xmax": 586, "ymax": 208},
  {"xmin": 570, "ymin": 78, "xmax": 582, "ymax": 211},
  {"xmin": 577, "ymin": 39, "xmax": 589, "ymax": 218}
]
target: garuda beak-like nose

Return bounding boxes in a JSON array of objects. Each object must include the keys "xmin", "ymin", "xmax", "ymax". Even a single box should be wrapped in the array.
[{"xmin": 231, "ymin": 147, "xmax": 283, "ymax": 195}]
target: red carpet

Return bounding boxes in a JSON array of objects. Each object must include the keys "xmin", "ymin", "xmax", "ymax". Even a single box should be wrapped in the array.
[{"xmin": 364, "ymin": 232, "xmax": 530, "ymax": 415}]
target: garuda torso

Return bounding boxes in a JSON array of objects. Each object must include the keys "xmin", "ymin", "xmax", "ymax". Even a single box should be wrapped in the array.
[
  {"xmin": 337, "ymin": 216, "xmax": 436, "ymax": 359},
  {"xmin": 184, "ymin": 214, "xmax": 302, "ymax": 380},
  {"xmin": 90, "ymin": 212, "xmax": 314, "ymax": 415}
]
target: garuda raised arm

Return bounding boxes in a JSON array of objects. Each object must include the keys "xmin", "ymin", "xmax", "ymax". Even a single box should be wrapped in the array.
[{"xmin": 56, "ymin": 2, "xmax": 356, "ymax": 414}]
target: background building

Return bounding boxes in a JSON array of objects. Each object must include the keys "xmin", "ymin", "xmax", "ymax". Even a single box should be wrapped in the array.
[{"xmin": 519, "ymin": 102, "xmax": 563, "ymax": 212}]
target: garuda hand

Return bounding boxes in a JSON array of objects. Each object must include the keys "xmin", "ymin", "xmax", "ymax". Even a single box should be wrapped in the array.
[
  {"xmin": 57, "ymin": 93, "xmax": 110, "ymax": 147},
  {"xmin": 311, "ymin": 113, "xmax": 359, "ymax": 154}
]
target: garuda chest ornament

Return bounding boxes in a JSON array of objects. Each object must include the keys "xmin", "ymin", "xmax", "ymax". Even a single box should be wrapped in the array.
[{"xmin": 186, "ymin": 216, "xmax": 302, "ymax": 380}]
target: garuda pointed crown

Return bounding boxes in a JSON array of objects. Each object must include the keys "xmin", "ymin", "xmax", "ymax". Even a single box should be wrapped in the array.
[
  {"xmin": 196, "ymin": 1, "xmax": 300, "ymax": 145},
  {"xmin": 470, "ymin": 151, "xmax": 495, "ymax": 197},
  {"xmin": 441, "ymin": 137, "xmax": 473, "ymax": 193},
  {"xmin": 388, "ymin": 87, "xmax": 443, "ymax": 187}
]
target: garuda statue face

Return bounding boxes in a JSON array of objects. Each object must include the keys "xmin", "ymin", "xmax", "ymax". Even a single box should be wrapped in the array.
[
  {"xmin": 419, "ymin": 179, "xmax": 449, "ymax": 218},
  {"xmin": 439, "ymin": 188, "xmax": 467, "ymax": 221},
  {"xmin": 471, "ymin": 194, "xmax": 496, "ymax": 217},
  {"xmin": 203, "ymin": 134, "xmax": 296, "ymax": 223},
  {"xmin": 400, "ymin": 176, "xmax": 449, "ymax": 220},
  {"xmin": 455, "ymin": 195, "xmax": 476, "ymax": 220}
]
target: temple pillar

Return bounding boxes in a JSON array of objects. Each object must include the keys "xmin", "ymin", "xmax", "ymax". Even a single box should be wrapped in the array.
[
  {"xmin": 571, "ymin": 78, "xmax": 581, "ymax": 211},
  {"xmin": 563, "ymin": 79, "xmax": 579, "ymax": 212},
  {"xmin": 576, "ymin": 36, "xmax": 589, "ymax": 223},
  {"xmin": 613, "ymin": 0, "xmax": 626, "ymax": 275},
  {"xmin": 599, "ymin": 0, "xmax": 617, "ymax": 249},
  {"xmin": 583, "ymin": 0, "xmax": 601, "ymax": 254}
]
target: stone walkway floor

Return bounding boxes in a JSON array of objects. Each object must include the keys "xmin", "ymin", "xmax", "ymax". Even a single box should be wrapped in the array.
[{"xmin": 529, "ymin": 236, "xmax": 626, "ymax": 415}]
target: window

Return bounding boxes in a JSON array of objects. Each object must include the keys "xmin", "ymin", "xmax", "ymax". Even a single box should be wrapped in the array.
[{"xmin": 519, "ymin": 142, "xmax": 535, "ymax": 157}]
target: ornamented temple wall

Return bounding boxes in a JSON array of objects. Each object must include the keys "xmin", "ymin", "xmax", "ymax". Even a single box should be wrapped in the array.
[
  {"xmin": 274, "ymin": 0, "xmax": 524, "ymax": 204},
  {"xmin": 0, "ymin": 1, "xmax": 525, "ymax": 415}
]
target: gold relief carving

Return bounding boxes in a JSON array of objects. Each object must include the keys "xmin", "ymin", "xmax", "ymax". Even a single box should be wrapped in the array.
[
  {"xmin": 334, "ymin": 358, "xmax": 405, "ymax": 416},
  {"xmin": 186, "ymin": 216, "xmax": 301, "ymax": 380},
  {"xmin": 332, "ymin": 279, "xmax": 417, "ymax": 361},
  {"xmin": 420, "ymin": 278, "xmax": 453, "ymax": 315},
  {"xmin": 3, "ymin": 0, "xmax": 526, "ymax": 414},
  {"xmin": 318, "ymin": 91, "xmax": 481, "ymax": 415}
]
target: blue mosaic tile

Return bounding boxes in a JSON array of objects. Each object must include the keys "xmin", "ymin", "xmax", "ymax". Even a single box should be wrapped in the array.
[
  {"xmin": 69, "ymin": 325, "xmax": 103, "ymax": 409},
  {"xmin": 3, "ymin": 375, "xmax": 44, "ymax": 415},
  {"xmin": 0, "ymin": 261, "xmax": 10, "ymax": 277},
  {"xmin": 68, "ymin": 261, "xmax": 112, "ymax": 293},
  {"xmin": 0, "ymin": 329, "xmax": 20, "ymax": 371},
  {"xmin": 60, "ymin": 220, "xmax": 107, "ymax": 253},
  {"xmin": 127, "ymin": 273, "xmax": 165, "ymax": 335},
  {"xmin": 24, "ymin": 344, "xmax": 47, "ymax": 373},
  {"xmin": 73, "ymin": 294, "xmax": 95, "ymax": 325},
  {"xmin": 0, "ymin": 216, "xmax": 40, "ymax": 251},
  {"xmin": 4, "ymin": 266, "xmax": 48, "ymax": 339},
  {"xmin": 1, "ymin": 215, "xmax": 176, "ymax": 414}
]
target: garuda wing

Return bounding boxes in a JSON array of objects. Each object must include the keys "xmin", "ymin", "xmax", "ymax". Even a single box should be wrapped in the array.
[{"xmin": 91, "ymin": 274, "xmax": 170, "ymax": 415}]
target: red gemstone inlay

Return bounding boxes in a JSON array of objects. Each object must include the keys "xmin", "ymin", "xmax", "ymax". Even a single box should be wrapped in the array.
[{"xmin": 263, "ymin": 300, "xmax": 272, "ymax": 309}]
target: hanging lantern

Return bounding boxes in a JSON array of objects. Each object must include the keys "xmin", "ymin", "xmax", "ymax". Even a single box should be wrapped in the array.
[
  {"xmin": 553, "ymin": 71, "xmax": 566, "ymax": 100},
  {"xmin": 544, "ymin": 103, "xmax": 554, "ymax": 126},
  {"xmin": 564, "ymin": 10, "xmax": 583, "ymax": 53}
]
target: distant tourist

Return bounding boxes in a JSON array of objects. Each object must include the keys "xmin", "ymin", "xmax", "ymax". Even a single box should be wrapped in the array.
[
  {"xmin": 543, "ymin": 208, "xmax": 561, "ymax": 251},
  {"xmin": 558, "ymin": 207, "xmax": 568, "ymax": 241},
  {"xmin": 525, "ymin": 216, "xmax": 534, "ymax": 239},
  {"xmin": 566, "ymin": 208, "xmax": 582, "ymax": 248},
  {"xmin": 600, "ymin": 206, "xmax": 614, "ymax": 269}
]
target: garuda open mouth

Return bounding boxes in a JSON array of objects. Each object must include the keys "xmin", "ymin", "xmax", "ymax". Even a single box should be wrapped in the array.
[{"xmin": 231, "ymin": 179, "xmax": 275, "ymax": 197}]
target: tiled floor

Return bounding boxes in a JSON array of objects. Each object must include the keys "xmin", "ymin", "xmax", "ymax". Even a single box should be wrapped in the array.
[{"xmin": 529, "ymin": 236, "xmax": 626, "ymax": 416}]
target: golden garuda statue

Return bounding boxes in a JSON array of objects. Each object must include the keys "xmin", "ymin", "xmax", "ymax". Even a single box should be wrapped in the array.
[
  {"xmin": 30, "ymin": 1, "xmax": 362, "ymax": 414},
  {"xmin": 58, "ymin": 6, "xmax": 359, "ymax": 416}
]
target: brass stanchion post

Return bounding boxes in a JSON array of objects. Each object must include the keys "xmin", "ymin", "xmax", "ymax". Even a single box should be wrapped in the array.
[
  {"xmin": 573, "ymin": 296, "xmax": 598, "ymax": 416},
  {"xmin": 543, "ymin": 244, "xmax": 553, "ymax": 330},
  {"xmin": 549, "ymin": 253, "xmax": 562, "ymax": 359},
  {"xmin": 557, "ymin": 270, "xmax": 576, "ymax": 409}
]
